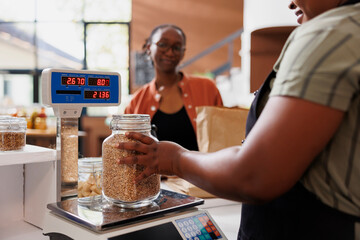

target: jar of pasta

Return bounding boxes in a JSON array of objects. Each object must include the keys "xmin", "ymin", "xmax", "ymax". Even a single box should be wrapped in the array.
[
  {"xmin": 102, "ymin": 114, "xmax": 160, "ymax": 208},
  {"xmin": 78, "ymin": 157, "xmax": 102, "ymax": 205},
  {"xmin": 0, "ymin": 116, "xmax": 27, "ymax": 151}
]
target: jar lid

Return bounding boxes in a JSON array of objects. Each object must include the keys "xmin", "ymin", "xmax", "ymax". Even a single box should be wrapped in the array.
[
  {"xmin": 110, "ymin": 114, "xmax": 151, "ymax": 131},
  {"xmin": 78, "ymin": 157, "xmax": 102, "ymax": 169},
  {"xmin": 0, "ymin": 117, "xmax": 27, "ymax": 131}
]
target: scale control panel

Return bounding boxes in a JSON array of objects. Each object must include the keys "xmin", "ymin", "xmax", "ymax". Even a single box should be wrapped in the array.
[
  {"xmin": 174, "ymin": 211, "xmax": 224, "ymax": 240},
  {"xmin": 108, "ymin": 210, "xmax": 227, "ymax": 240},
  {"xmin": 41, "ymin": 68, "xmax": 121, "ymax": 118},
  {"xmin": 43, "ymin": 209, "xmax": 228, "ymax": 240}
]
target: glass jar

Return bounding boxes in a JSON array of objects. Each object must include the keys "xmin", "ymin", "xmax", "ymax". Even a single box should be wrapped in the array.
[
  {"xmin": 102, "ymin": 114, "xmax": 160, "ymax": 208},
  {"xmin": 78, "ymin": 157, "xmax": 102, "ymax": 205},
  {"xmin": 59, "ymin": 118, "xmax": 78, "ymax": 186},
  {"xmin": 0, "ymin": 116, "xmax": 27, "ymax": 151}
]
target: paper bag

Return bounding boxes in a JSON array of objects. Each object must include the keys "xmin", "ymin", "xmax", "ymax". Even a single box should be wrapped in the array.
[
  {"xmin": 164, "ymin": 176, "xmax": 216, "ymax": 198},
  {"xmin": 196, "ymin": 106, "xmax": 249, "ymax": 153},
  {"xmin": 164, "ymin": 106, "xmax": 249, "ymax": 199}
]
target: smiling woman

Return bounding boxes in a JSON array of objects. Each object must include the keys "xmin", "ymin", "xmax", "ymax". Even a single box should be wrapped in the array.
[
  {"xmin": 288, "ymin": 0, "xmax": 349, "ymax": 23},
  {"xmin": 124, "ymin": 24, "xmax": 223, "ymax": 151}
]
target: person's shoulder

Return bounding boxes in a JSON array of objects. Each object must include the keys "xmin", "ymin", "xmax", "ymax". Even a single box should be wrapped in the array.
[
  {"xmin": 130, "ymin": 81, "xmax": 154, "ymax": 100},
  {"xmin": 299, "ymin": 4, "xmax": 360, "ymax": 35},
  {"xmin": 184, "ymin": 74, "xmax": 217, "ymax": 87}
]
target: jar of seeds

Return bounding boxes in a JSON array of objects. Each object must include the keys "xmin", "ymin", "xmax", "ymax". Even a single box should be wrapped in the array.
[
  {"xmin": 0, "ymin": 116, "xmax": 27, "ymax": 151},
  {"xmin": 60, "ymin": 118, "xmax": 78, "ymax": 186},
  {"xmin": 102, "ymin": 114, "xmax": 160, "ymax": 208}
]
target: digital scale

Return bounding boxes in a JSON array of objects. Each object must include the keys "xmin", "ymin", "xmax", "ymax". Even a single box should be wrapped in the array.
[
  {"xmin": 43, "ymin": 189, "xmax": 227, "ymax": 240},
  {"xmin": 41, "ymin": 68, "xmax": 121, "ymax": 118},
  {"xmin": 40, "ymin": 69, "xmax": 228, "ymax": 240}
]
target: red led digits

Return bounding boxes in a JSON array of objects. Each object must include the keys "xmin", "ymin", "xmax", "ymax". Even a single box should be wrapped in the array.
[
  {"xmin": 84, "ymin": 91, "xmax": 110, "ymax": 99},
  {"xmin": 61, "ymin": 76, "xmax": 85, "ymax": 86},
  {"xmin": 88, "ymin": 77, "xmax": 110, "ymax": 86}
]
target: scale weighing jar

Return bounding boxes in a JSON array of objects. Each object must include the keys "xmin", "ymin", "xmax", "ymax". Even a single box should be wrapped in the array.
[{"xmin": 40, "ymin": 68, "xmax": 228, "ymax": 240}]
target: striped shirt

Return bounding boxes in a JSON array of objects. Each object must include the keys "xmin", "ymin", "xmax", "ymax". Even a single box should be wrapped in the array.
[{"xmin": 270, "ymin": 3, "xmax": 360, "ymax": 216}]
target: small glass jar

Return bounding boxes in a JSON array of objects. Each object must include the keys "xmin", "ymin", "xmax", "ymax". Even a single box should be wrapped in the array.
[
  {"xmin": 78, "ymin": 158, "xmax": 102, "ymax": 205},
  {"xmin": 102, "ymin": 114, "xmax": 160, "ymax": 208},
  {"xmin": 0, "ymin": 116, "xmax": 27, "ymax": 151}
]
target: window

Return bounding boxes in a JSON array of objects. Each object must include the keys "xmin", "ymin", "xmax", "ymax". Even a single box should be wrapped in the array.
[{"xmin": 0, "ymin": 0, "xmax": 131, "ymax": 116}]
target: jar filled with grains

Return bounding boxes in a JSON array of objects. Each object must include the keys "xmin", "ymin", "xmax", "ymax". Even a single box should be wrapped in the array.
[
  {"xmin": 60, "ymin": 118, "xmax": 78, "ymax": 186},
  {"xmin": 102, "ymin": 114, "xmax": 160, "ymax": 208},
  {"xmin": 0, "ymin": 116, "xmax": 27, "ymax": 151},
  {"xmin": 78, "ymin": 157, "xmax": 102, "ymax": 205}
]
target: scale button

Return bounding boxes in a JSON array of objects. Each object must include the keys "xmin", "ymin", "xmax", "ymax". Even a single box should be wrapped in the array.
[
  {"xmin": 194, "ymin": 237, "xmax": 200, "ymax": 240},
  {"xmin": 204, "ymin": 233, "xmax": 212, "ymax": 240},
  {"xmin": 185, "ymin": 233, "xmax": 191, "ymax": 238},
  {"xmin": 193, "ymin": 225, "xmax": 199, "ymax": 230},
  {"xmin": 187, "ymin": 226, "xmax": 193, "ymax": 232},
  {"xmin": 196, "ymin": 230, "xmax": 201, "ymax": 235},
  {"xmin": 182, "ymin": 227, "xmax": 188, "ymax": 233},
  {"xmin": 184, "ymin": 221, "xmax": 189, "ymax": 226},
  {"xmin": 178, "ymin": 222, "xmax": 184, "ymax": 228},
  {"xmin": 189, "ymin": 219, "xmax": 194, "ymax": 224}
]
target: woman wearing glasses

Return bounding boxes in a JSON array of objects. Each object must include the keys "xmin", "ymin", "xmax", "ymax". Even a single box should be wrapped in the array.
[{"xmin": 125, "ymin": 24, "xmax": 223, "ymax": 151}]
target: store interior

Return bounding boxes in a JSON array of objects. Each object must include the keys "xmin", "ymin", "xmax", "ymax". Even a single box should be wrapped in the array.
[{"xmin": 0, "ymin": 0, "xmax": 298, "ymax": 239}]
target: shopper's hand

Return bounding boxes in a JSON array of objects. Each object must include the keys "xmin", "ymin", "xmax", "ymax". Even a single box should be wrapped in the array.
[{"xmin": 116, "ymin": 132, "xmax": 185, "ymax": 182}]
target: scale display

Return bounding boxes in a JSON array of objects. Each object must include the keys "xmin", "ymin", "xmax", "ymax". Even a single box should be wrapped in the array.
[
  {"xmin": 41, "ymin": 68, "xmax": 121, "ymax": 118},
  {"xmin": 42, "ymin": 68, "xmax": 121, "ymax": 105}
]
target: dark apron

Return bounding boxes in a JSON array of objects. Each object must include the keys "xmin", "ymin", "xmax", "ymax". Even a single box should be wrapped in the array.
[{"xmin": 238, "ymin": 71, "xmax": 360, "ymax": 240}]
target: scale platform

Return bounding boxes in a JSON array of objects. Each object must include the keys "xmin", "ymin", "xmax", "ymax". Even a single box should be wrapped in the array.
[
  {"xmin": 44, "ymin": 189, "xmax": 228, "ymax": 239},
  {"xmin": 47, "ymin": 189, "xmax": 204, "ymax": 232}
]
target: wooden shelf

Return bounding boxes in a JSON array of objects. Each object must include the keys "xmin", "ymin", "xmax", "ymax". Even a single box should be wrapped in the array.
[{"xmin": 0, "ymin": 144, "xmax": 57, "ymax": 166}]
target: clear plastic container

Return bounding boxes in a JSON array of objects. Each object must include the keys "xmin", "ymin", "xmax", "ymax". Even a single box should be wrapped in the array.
[
  {"xmin": 78, "ymin": 157, "xmax": 102, "ymax": 205},
  {"xmin": 59, "ymin": 118, "xmax": 78, "ymax": 186},
  {"xmin": 0, "ymin": 116, "xmax": 27, "ymax": 151},
  {"xmin": 102, "ymin": 114, "xmax": 160, "ymax": 208}
]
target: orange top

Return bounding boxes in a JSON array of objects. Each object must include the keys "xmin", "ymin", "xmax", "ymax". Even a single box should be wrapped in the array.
[{"xmin": 125, "ymin": 73, "xmax": 223, "ymax": 132}]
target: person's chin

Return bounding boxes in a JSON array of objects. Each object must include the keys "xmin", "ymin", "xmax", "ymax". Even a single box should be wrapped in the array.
[{"xmin": 297, "ymin": 14, "xmax": 304, "ymax": 24}]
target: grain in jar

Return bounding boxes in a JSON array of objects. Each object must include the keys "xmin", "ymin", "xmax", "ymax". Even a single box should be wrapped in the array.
[
  {"xmin": 0, "ymin": 116, "xmax": 26, "ymax": 151},
  {"xmin": 60, "ymin": 118, "xmax": 78, "ymax": 185},
  {"xmin": 102, "ymin": 114, "xmax": 160, "ymax": 208}
]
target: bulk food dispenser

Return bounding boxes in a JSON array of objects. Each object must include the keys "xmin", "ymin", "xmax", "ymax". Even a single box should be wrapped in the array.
[{"xmin": 41, "ymin": 68, "xmax": 228, "ymax": 240}]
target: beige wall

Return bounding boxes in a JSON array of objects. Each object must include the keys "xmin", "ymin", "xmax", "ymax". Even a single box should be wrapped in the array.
[{"xmin": 130, "ymin": 0, "xmax": 243, "ymax": 91}]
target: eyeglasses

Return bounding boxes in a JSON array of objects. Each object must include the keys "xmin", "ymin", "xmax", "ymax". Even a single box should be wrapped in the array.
[{"xmin": 153, "ymin": 41, "xmax": 185, "ymax": 54}]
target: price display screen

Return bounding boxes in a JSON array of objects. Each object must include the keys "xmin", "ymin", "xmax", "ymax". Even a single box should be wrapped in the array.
[
  {"xmin": 84, "ymin": 91, "xmax": 110, "ymax": 99},
  {"xmin": 61, "ymin": 76, "xmax": 86, "ymax": 86},
  {"xmin": 88, "ymin": 77, "xmax": 110, "ymax": 86}
]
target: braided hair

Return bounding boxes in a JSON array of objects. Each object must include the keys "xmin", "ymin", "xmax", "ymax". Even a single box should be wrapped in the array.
[{"xmin": 142, "ymin": 24, "xmax": 186, "ymax": 54}]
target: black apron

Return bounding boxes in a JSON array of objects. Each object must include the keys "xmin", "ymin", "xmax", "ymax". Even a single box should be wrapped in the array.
[{"xmin": 238, "ymin": 70, "xmax": 360, "ymax": 239}]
